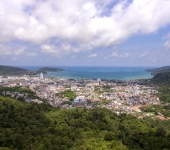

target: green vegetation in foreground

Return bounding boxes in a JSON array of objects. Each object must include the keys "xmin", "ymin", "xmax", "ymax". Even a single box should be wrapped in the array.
[
  {"xmin": 1, "ymin": 95, "xmax": 170, "ymax": 150},
  {"xmin": 56, "ymin": 90, "xmax": 77, "ymax": 101}
]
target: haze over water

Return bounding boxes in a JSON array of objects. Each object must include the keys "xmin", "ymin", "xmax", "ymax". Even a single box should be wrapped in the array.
[{"xmin": 21, "ymin": 66, "xmax": 153, "ymax": 80}]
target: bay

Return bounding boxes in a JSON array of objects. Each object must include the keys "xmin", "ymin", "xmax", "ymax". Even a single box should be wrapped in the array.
[{"xmin": 19, "ymin": 66, "xmax": 154, "ymax": 80}]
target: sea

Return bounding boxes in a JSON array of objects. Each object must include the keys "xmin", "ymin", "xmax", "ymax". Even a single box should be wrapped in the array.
[{"xmin": 18, "ymin": 66, "xmax": 155, "ymax": 81}]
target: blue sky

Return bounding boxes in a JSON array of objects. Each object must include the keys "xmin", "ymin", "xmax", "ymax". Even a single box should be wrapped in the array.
[{"xmin": 0, "ymin": 0, "xmax": 170, "ymax": 66}]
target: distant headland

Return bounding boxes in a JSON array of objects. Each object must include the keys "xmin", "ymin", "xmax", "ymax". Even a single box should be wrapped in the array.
[
  {"xmin": 37, "ymin": 67, "xmax": 64, "ymax": 74},
  {"xmin": 0, "ymin": 65, "xmax": 64, "ymax": 75},
  {"xmin": 145, "ymin": 66, "xmax": 170, "ymax": 76}
]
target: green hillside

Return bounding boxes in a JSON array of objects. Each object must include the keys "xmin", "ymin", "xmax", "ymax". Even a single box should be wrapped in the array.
[
  {"xmin": 0, "ymin": 65, "xmax": 64, "ymax": 75},
  {"xmin": 151, "ymin": 72, "xmax": 170, "ymax": 85},
  {"xmin": 150, "ymin": 72, "xmax": 170, "ymax": 103},
  {"xmin": 146, "ymin": 66, "xmax": 170, "ymax": 76},
  {"xmin": 1, "ymin": 96, "xmax": 170, "ymax": 150},
  {"xmin": 0, "ymin": 65, "xmax": 37, "ymax": 75}
]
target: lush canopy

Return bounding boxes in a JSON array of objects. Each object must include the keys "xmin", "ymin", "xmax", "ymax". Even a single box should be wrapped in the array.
[{"xmin": 1, "ymin": 95, "xmax": 170, "ymax": 150}]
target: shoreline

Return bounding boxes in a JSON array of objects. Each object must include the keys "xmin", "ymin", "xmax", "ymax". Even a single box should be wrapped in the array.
[{"xmin": 0, "ymin": 65, "xmax": 154, "ymax": 81}]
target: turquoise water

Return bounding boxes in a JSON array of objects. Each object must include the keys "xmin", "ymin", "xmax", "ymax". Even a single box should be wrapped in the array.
[{"xmin": 20, "ymin": 66, "xmax": 154, "ymax": 80}]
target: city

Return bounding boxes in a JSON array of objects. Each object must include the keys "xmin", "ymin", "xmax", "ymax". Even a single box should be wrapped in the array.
[{"xmin": 0, "ymin": 73, "xmax": 164, "ymax": 120}]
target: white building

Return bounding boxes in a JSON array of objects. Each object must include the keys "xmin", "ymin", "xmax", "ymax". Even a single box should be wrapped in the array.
[
  {"xmin": 40, "ymin": 73, "xmax": 44, "ymax": 80},
  {"xmin": 97, "ymin": 78, "xmax": 101, "ymax": 82},
  {"xmin": 74, "ymin": 96, "xmax": 86, "ymax": 103},
  {"xmin": 97, "ymin": 78, "xmax": 101, "ymax": 85}
]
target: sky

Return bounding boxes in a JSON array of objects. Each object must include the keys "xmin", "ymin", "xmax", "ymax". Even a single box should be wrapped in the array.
[{"xmin": 0, "ymin": 0, "xmax": 170, "ymax": 66}]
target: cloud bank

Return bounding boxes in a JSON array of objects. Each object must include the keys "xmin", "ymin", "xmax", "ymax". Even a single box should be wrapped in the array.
[{"xmin": 0, "ymin": 0, "xmax": 170, "ymax": 55}]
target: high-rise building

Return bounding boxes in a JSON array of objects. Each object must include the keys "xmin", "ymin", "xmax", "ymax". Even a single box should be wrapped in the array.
[
  {"xmin": 97, "ymin": 78, "xmax": 101, "ymax": 85},
  {"xmin": 97, "ymin": 78, "xmax": 101, "ymax": 82},
  {"xmin": 40, "ymin": 73, "xmax": 44, "ymax": 80}
]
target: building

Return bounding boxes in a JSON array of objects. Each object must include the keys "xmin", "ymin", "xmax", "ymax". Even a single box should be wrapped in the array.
[
  {"xmin": 97, "ymin": 78, "xmax": 101, "ymax": 85},
  {"xmin": 40, "ymin": 73, "xmax": 43, "ymax": 80},
  {"xmin": 74, "ymin": 96, "xmax": 86, "ymax": 103},
  {"xmin": 97, "ymin": 78, "xmax": 101, "ymax": 82}
]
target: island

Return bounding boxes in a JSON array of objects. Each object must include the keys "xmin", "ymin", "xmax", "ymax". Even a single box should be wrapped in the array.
[
  {"xmin": 146, "ymin": 66, "xmax": 170, "ymax": 76},
  {"xmin": 0, "ymin": 65, "xmax": 64, "ymax": 75},
  {"xmin": 37, "ymin": 67, "xmax": 64, "ymax": 74}
]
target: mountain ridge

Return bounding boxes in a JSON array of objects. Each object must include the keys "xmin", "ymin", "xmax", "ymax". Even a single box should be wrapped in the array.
[{"xmin": 0, "ymin": 65, "xmax": 64, "ymax": 75}]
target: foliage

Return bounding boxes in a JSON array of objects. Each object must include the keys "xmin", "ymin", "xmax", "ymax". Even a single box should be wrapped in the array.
[
  {"xmin": 151, "ymin": 72, "xmax": 170, "ymax": 86},
  {"xmin": 149, "ymin": 72, "xmax": 170, "ymax": 103},
  {"xmin": 56, "ymin": 90, "xmax": 76, "ymax": 101},
  {"xmin": 1, "ymin": 96, "xmax": 170, "ymax": 149},
  {"xmin": 92, "ymin": 99, "xmax": 111, "ymax": 106},
  {"xmin": 146, "ymin": 66, "xmax": 170, "ymax": 76},
  {"xmin": 141, "ymin": 105, "xmax": 170, "ymax": 118},
  {"xmin": 157, "ymin": 85, "xmax": 170, "ymax": 103},
  {"xmin": 61, "ymin": 101, "xmax": 72, "ymax": 105},
  {"xmin": 102, "ymin": 85, "xmax": 112, "ymax": 92},
  {"xmin": 0, "ymin": 65, "xmax": 37, "ymax": 75},
  {"xmin": 0, "ymin": 86, "xmax": 38, "ymax": 99},
  {"xmin": 0, "ymin": 65, "xmax": 64, "ymax": 75}
]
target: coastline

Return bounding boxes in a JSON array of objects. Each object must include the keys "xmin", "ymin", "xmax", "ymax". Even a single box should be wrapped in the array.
[{"xmin": 21, "ymin": 66, "xmax": 153, "ymax": 81}]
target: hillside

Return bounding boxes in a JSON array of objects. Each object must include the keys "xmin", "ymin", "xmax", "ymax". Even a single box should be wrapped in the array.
[
  {"xmin": 37, "ymin": 67, "xmax": 64, "ymax": 74},
  {"xmin": 146, "ymin": 66, "xmax": 170, "ymax": 76},
  {"xmin": 150, "ymin": 72, "xmax": 170, "ymax": 103},
  {"xmin": 0, "ymin": 65, "xmax": 37, "ymax": 75},
  {"xmin": 1, "ymin": 96, "xmax": 170, "ymax": 149},
  {"xmin": 151, "ymin": 72, "xmax": 170, "ymax": 85},
  {"xmin": 0, "ymin": 65, "xmax": 64, "ymax": 75}
]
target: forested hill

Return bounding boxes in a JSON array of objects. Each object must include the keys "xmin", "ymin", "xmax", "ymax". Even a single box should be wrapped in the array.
[
  {"xmin": 151, "ymin": 72, "xmax": 170, "ymax": 85},
  {"xmin": 0, "ymin": 65, "xmax": 37, "ymax": 75},
  {"xmin": 146, "ymin": 66, "xmax": 170, "ymax": 76},
  {"xmin": 1, "ymin": 96, "xmax": 170, "ymax": 149},
  {"xmin": 150, "ymin": 72, "xmax": 170, "ymax": 103},
  {"xmin": 0, "ymin": 65, "xmax": 64, "ymax": 75}
]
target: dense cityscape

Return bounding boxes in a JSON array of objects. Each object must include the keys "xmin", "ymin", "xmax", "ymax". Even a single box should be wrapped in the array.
[{"xmin": 1, "ymin": 73, "xmax": 166, "ymax": 120}]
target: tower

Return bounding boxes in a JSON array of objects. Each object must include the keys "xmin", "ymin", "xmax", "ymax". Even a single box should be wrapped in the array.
[
  {"xmin": 40, "ymin": 73, "xmax": 44, "ymax": 80},
  {"xmin": 97, "ymin": 78, "xmax": 101, "ymax": 85}
]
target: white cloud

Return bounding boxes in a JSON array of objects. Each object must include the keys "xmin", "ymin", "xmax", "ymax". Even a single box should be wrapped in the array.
[
  {"xmin": 41, "ymin": 43, "xmax": 71, "ymax": 57},
  {"xmin": 71, "ymin": 56, "xmax": 76, "ymax": 59},
  {"xmin": 140, "ymin": 51, "xmax": 149, "ymax": 57},
  {"xmin": 164, "ymin": 32, "xmax": 170, "ymax": 39},
  {"xmin": 0, "ymin": 45, "xmax": 11, "ymax": 55},
  {"xmin": 14, "ymin": 47, "xmax": 25, "ymax": 55},
  {"xmin": 0, "ymin": 0, "xmax": 170, "ymax": 54},
  {"xmin": 119, "ymin": 52, "xmax": 131, "ymax": 58},
  {"xmin": 26, "ymin": 52, "xmax": 37, "ymax": 56},
  {"xmin": 164, "ymin": 40, "xmax": 170, "ymax": 49},
  {"xmin": 124, "ymin": 52, "xmax": 131, "ymax": 57},
  {"xmin": 111, "ymin": 51, "xmax": 131, "ymax": 58},
  {"xmin": 0, "ymin": 45, "xmax": 37, "ymax": 57},
  {"xmin": 111, "ymin": 52, "xmax": 118, "ymax": 57},
  {"xmin": 41, "ymin": 44, "xmax": 56, "ymax": 53},
  {"xmin": 88, "ymin": 53, "xmax": 97, "ymax": 57}
]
